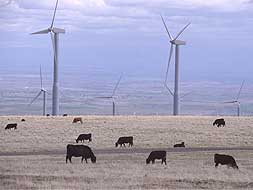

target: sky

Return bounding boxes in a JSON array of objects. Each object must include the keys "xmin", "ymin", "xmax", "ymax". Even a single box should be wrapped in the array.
[{"xmin": 1, "ymin": 0, "xmax": 253, "ymax": 83}]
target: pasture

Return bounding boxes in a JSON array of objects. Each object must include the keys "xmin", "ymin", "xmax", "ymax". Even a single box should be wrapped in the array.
[{"xmin": 1, "ymin": 116, "xmax": 253, "ymax": 189}]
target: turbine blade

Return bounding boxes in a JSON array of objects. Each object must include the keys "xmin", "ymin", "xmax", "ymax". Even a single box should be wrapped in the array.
[
  {"xmin": 223, "ymin": 101, "xmax": 237, "ymax": 104},
  {"xmin": 174, "ymin": 22, "xmax": 191, "ymax": 41},
  {"xmin": 51, "ymin": 0, "xmax": 59, "ymax": 28},
  {"xmin": 112, "ymin": 75, "xmax": 123, "ymax": 97},
  {"xmin": 160, "ymin": 15, "xmax": 173, "ymax": 40},
  {"xmin": 30, "ymin": 91, "xmax": 42, "ymax": 105},
  {"xmin": 52, "ymin": 27, "xmax": 65, "ymax": 34},
  {"xmin": 40, "ymin": 64, "xmax": 43, "ymax": 89},
  {"xmin": 165, "ymin": 44, "xmax": 174, "ymax": 84},
  {"xmin": 164, "ymin": 83, "xmax": 174, "ymax": 97},
  {"xmin": 95, "ymin": 96, "xmax": 113, "ymax": 99},
  {"xmin": 31, "ymin": 29, "xmax": 50, "ymax": 35},
  {"xmin": 236, "ymin": 80, "xmax": 245, "ymax": 101}
]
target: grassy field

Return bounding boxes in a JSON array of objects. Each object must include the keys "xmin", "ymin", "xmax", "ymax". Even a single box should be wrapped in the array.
[{"xmin": 1, "ymin": 116, "xmax": 253, "ymax": 189}]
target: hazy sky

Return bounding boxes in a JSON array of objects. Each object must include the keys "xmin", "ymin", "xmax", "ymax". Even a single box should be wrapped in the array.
[{"xmin": 1, "ymin": 0, "xmax": 253, "ymax": 82}]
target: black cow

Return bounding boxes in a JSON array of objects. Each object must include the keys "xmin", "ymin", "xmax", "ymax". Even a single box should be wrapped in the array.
[
  {"xmin": 174, "ymin": 142, "xmax": 185, "ymax": 148},
  {"xmin": 213, "ymin": 118, "xmax": 225, "ymax": 127},
  {"xmin": 66, "ymin": 144, "xmax": 96, "ymax": 164},
  {"xmin": 214, "ymin": 154, "xmax": 238, "ymax": 169},
  {"xmin": 76, "ymin": 133, "xmax": 92, "ymax": 143},
  {"xmin": 115, "ymin": 136, "xmax": 133, "ymax": 147},
  {"xmin": 73, "ymin": 117, "xmax": 83, "ymax": 124},
  {"xmin": 46, "ymin": 114, "xmax": 50, "ymax": 116},
  {"xmin": 5, "ymin": 123, "xmax": 17, "ymax": 130},
  {"xmin": 21, "ymin": 119, "xmax": 25, "ymax": 122},
  {"xmin": 63, "ymin": 114, "xmax": 68, "ymax": 117},
  {"xmin": 146, "ymin": 151, "xmax": 167, "ymax": 165}
]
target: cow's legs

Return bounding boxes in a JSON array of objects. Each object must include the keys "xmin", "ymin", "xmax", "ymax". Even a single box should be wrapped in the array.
[
  {"xmin": 152, "ymin": 160, "xmax": 155, "ymax": 164},
  {"xmin": 81, "ymin": 156, "xmax": 84, "ymax": 163},
  {"xmin": 123, "ymin": 143, "xmax": 126, "ymax": 147},
  {"xmin": 85, "ymin": 158, "xmax": 88, "ymax": 163},
  {"xmin": 66, "ymin": 156, "xmax": 68, "ymax": 163}
]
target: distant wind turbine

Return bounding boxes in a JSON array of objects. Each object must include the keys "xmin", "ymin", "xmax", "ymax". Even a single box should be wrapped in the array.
[
  {"xmin": 161, "ymin": 15, "xmax": 190, "ymax": 116},
  {"xmin": 96, "ymin": 75, "xmax": 123, "ymax": 116},
  {"xmin": 30, "ymin": 65, "xmax": 47, "ymax": 116},
  {"xmin": 223, "ymin": 80, "xmax": 245, "ymax": 117},
  {"xmin": 31, "ymin": 0, "xmax": 65, "ymax": 116}
]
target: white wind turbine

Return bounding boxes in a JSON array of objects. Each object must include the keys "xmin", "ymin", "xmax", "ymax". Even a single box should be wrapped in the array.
[
  {"xmin": 96, "ymin": 75, "xmax": 123, "ymax": 116},
  {"xmin": 223, "ymin": 80, "xmax": 245, "ymax": 117},
  {"xmin": 161, "ymin": 15, "xmax": 190, "ymax": 116},
  {"xmin": 30, "ymin": 65, "xmax": 47, "ymax": 116},
  {"xmin": 31, "ymin": 0, "xmax": 65, "ymax": 116}
]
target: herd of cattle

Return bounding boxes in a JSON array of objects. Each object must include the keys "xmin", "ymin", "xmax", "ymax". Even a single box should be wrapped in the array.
[{"xmin": 3, "ymin": 117, "xmax": 239, "ymax": 169}]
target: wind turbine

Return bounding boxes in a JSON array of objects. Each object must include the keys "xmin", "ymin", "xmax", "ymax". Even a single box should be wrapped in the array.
[
  {"xmin": 96, "ymin": 75, "xmax": 123, "ymax": 116},
  {"xmin": 223, "ymin": 80, "xmax": 245, "ymax": 117},
  {"xmin": 161, "ymin": 15, "xmax": 190, "ymax": 116},
  {"xmin": 31, "ymin": 0, "xmax": 65, "ymax": 116},
  {"xmin": 30, "ymin": 65, "xmax": 47, "ymax": 116}
]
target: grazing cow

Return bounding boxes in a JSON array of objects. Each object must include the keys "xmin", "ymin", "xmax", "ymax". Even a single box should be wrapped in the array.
[
  {"xmin": 115, "ymin": 136, "xmax": 133, "ymax": 147},
  {"xmin": 66, "ymin": 144, "xmax": 96, "ymax": 164},
  {"xmin": 63, "ymin": 114, "xmax": 68, "ymax": 117},
  {"xmin": 21, "ymin": 119, "xmax": 25, "ymax": 122},
  {"xmin": 174, "ymin": 142, "xmax": 185, "ymax": 148},
  {"xmin": 214, "ymin": 154, "xmax": 238, "ymax": 169},
  {"xmin": 76, "ymin": 133, "xmax": 92, "ymax": 143},
  {"xmin": 46, "ymin": 114, "xmax": 50, "ymax": 116},
  {"xmin": 72, "ymin": 117, "xmax": 83, "ymax": 124},
  {"xmin": 5, "ymin": 123, "xmax": 17, "ymax": 130},
  {"xmin": 213, "ymin": 118, "xmax": 225, "ymax": 127},
  {"xmin": 146, "ymin": 151, "xmax": 167, "ymax": 165}
]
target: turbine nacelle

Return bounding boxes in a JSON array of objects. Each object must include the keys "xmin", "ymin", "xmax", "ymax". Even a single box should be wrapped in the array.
[{"xmin": 171, "ymin": 40, "xmax": 186, "ymax": 46}]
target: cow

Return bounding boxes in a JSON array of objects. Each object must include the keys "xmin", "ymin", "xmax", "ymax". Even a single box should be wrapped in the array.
[
  {"xmin": 5, "ymin": 123, "xmax": 17, "ymax": 130},
  {"xmin": 146, "ymin": 151, "xmax": 167, "ymax": 165},
  {"xmin": 66, "ymin": 144, "xmax": 96, "ymax": 164},
  {"xmin": 213, "ymin": 118, "xmax": 225, "ymax": 127},
  {"xmin": 63, "ymin": 114, "xmax": 68, "ymax": 117},
  {"xmin": 76, "ymin": 133, "xmax": 92, "ymax": 143},
  {"xmin": 72, "ymin": 117, "xmax": 83, "ymax": 124},
  {"xmin": 115, "ymin": 136, "xmax": 133, "ymax": 147},
  {"xmin": 214, "ymin": 154, "xmax": 238, "ymax": 169},
  {"xmin": 21, "ymin": 119, "xmax": 25, "ymax": 122},
  {"xmin": 46, "ymin": 114, "xmax": 50, "ymax": 116},
  {"xmin": 174, "ymin": 142, "xmax": 185, "ymax": 148}
]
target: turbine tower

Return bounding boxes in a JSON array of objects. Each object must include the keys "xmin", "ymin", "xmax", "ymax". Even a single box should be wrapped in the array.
[
  {"xmin": 161, "ymin": 15, "xmax": 190, "ymax": 116},
  {"xmin": 223, "ymin": 80, "xmax": 245, "ymax": 117},
  {"xmin": 30, "ymin": 65, "xmax": 47, "ymax": 116},
  {"xmin": 31, "ymin": 0, "xmax": 65, "ymax": 116},
  {"xmin": 96, "ymin": 75, "xmax": 123, "ymax": 116}
]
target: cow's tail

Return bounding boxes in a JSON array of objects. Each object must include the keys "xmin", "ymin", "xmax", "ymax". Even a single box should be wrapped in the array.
[{"xmin": 214, "ymin": 154, "xmax": 218, "ymax": 163}]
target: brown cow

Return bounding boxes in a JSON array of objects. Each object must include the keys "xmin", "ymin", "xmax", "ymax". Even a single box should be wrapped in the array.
[{"xmin": 72, "ymin": 117, "xmax": 83, "ymax": 124}]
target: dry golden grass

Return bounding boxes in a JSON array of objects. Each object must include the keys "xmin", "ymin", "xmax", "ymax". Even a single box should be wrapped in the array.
[
  {"xmin": 1, "ymin": 116, "xmax": 253, "ymax": 189},
  {"xmin": 1, "ymin": 151, "xmax": 253, "ymax": 189},
  {"xmin": 0, "ymin": 116, "xmax": 253, "ymax": 153}
]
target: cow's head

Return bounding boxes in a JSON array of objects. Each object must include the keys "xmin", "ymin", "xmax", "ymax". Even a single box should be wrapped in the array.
[
  {"xmin": 146, "ymin": 159, "xmax": 150, "ymax": 164},
  {"xmin": 115, "ymin": 143, "xmax": 118, "ymax": 147},
  {"xmin": 91, "ymin": 156, "xmax": 96, "ymax": 163}
]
